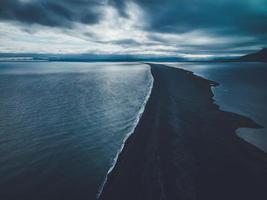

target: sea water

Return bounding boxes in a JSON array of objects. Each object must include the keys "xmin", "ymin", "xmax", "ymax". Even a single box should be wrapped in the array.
[
  {"xmin": 1, "ymin": 61, "xmax": 266, "ymax": 200},
  {"xmin": 0, "ymin": 62, "xmax": 153, "ymax": 200},
  {"xmin": 168, "ymin": 62, "xmax": 267, "ymax": 153}
]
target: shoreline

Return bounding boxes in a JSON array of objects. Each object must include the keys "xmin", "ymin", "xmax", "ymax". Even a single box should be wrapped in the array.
[
  {"xmin": 100, "ymin": 63, "xmax": 267, "ymax": 200},
  {"xmin": 97, "ymin": 65, "xmax": 154, "ymax": 197}
]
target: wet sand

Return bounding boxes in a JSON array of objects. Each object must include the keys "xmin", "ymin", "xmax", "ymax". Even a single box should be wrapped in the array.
[{"xmin": 100, "ymin": 63, "xmax": 267, "ymax": 200}]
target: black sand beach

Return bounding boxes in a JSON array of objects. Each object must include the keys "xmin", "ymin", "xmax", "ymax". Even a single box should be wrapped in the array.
[{"xmin": 100, "ymin": 63, "xmax": 267, "ymax": 200}]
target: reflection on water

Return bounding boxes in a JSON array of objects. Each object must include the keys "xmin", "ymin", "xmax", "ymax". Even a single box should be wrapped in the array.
[
  {"xmin": 0, "ymin": 62, "xmax": 153, "ymax": 200},
  {"xmin": 168, "ymin": 62, "xmax": 267, "ymax": 152},
  {"xmin": 0, "ymin": 61, "xmax": 266, "ymax": 200}
]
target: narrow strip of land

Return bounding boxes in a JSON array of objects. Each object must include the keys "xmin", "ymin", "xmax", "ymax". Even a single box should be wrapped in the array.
[{"xmin": 100, "ymin": 63, "xmax": 267, "ymax": 200}]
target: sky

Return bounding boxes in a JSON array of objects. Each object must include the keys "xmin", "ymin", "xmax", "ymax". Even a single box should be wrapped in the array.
[{"xmin": 0, "ymin": 0, "xmax": 267, "ymax": 58}]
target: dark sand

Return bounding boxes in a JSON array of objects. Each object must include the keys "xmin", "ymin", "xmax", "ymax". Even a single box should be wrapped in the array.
[{"xmin": 100, "ymin": 64, "xmax": 267, "ymax": 200}]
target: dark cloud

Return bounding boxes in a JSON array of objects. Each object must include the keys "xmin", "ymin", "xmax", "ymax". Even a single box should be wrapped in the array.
[
  {"xmin": 114, "ymin": 0, "xmax": 267, "ymax": 51},
  {"xmin": 1, "ymin": 0, "xmax": 266, "ymax": 36},
  {"xmin": 0, "ymin": 0, "xmax": 266, "ymax": 54},
  {"xmin": 117, "ymin": 0, "xmax": 267, "ymax": 35},
  {"xmin": 0, "ymin": 0, "xmax": 104, "ymax": 27},
  {"xmin": 111, "ymin": 39, "xmax": 142, "ymax": 46}
]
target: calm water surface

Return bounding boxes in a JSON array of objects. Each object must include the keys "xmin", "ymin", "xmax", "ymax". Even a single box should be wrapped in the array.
[
  {"xmin": 0, "ymin": 62, "xmax": 153, "ymax": 200},
  {"xmin": 168, "ymin": 62, "xmax": 267, "ymax": 152},
  {"xmin": 1, "ymin": 61, "xmax": 266, "ymax": 200}
]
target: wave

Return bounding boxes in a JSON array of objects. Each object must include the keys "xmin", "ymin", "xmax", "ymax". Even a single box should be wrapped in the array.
[{"xmin": 97, "ymin": 66, "xmax": 154, "ymax": 198}]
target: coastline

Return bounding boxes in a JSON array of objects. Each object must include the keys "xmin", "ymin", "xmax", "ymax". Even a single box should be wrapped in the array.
[
  {"xmin": 97, "ymin": 65, "xmax": 154, "ymax": 197},
  {"xmin": 100, "ymin": 63, "xmax": 267, "ymax": 200}
]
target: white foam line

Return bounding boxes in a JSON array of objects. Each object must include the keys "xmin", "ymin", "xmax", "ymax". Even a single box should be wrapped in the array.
[{"xmin": 97, "ymin": 65, "xmax": 154, "ymax": 198}]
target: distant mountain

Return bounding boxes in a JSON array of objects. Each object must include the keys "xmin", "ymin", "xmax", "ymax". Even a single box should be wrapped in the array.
[
  {"xmin": 238, "ymin": 48, "xmax": 267, "ymax": 62},
  {"xmin": 47, "ymin": 54, "xmax": 187, "ymax": 62},
  {"xmin": 0, "ymin": 53, "xmax": 187, "ymax": 62},
  {"xmin": 1, "ymin": 49, "xmax": 266, "ymax": 63}
]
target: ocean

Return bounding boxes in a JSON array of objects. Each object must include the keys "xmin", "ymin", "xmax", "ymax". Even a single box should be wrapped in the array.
[
  {"xmin": 0, "ymin": 62, "xmax": 153, "ymax": 200},
  {"xmin": 0, "ymin": 61, "xmax": 266, "ymax": 200},
  {"xmin": 168, "ymin": 62, "xmax": 267, "ymax": 152}
]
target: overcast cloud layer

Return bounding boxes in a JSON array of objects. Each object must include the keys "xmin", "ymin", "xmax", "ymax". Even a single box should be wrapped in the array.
[{"xmin": 0, "ymin": 0, "xmax": 267, "ymax": 58}]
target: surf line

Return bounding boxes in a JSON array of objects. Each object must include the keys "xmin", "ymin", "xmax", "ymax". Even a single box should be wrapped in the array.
[{"xmin": 97, "ymin": 64, "xmax": 154, "ymax": 198}]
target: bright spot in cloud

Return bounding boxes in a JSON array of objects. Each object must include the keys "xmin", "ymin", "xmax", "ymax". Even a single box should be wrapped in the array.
[{"xmin": 0, "ymin": 1, "xmax": 265, "ymax": 58}]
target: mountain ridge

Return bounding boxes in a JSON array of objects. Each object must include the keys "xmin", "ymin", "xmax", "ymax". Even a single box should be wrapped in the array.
[{"xmin": 238, "ymin": 48, "xmax": 267, "ymax": 62}]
